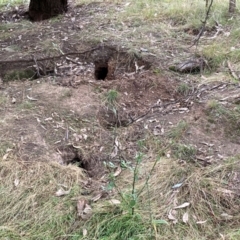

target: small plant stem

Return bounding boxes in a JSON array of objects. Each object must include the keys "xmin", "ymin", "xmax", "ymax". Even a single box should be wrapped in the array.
[
  {"xmin": 146, "ymin": 180, "xmax": 154, "ymax": 237},
  {"xmin": 137, "ymin": 156, "xmax": 160, "ymax": 198},
  {"xmin": 131, "ymin": 153, "xmax": 142, "ymax": 215}
]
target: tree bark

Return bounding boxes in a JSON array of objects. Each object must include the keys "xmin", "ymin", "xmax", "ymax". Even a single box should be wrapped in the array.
[
  {"xmin": 229, "ymin": 0, "xmax": 236, "ymax": 14},
  {"xmin": 28, "ymin": 0, "xmax": 68, "ymax": 21}
]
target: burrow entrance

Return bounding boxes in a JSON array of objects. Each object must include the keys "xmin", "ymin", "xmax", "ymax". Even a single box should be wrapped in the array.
[
  {"xmin": 57, "ymin": 144, "xmax": 104, "ymax": 177},
  {"xmin": 94, "ymin": 62, "xmax": 108, "ymax": 80},
  {"xmin": 57, "ymin": 145, "xmax": 89, "ymax": 171},
  {"xmin": 0, "ymin": 45, "xmax": 151, "ymax": 82}
]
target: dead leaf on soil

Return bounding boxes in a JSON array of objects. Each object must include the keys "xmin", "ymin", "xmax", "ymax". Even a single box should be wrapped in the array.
[
  {"xmin": 113, "ymin": 166, "xmax": 122, "ymax": 177},
  {"xmin": 82, "ymin": 134, "xmax": 88, "ymax": 140},
  {"xmin": 55, "ymin": 188, "xmax": 71, "ymax": 197},
  {"xmin": 27, "ymin": 95, "xmax": 38, "ymax": 101},
  {"xmin": 77, "ymin": 199, "xmax": 92, "ymax": 220},
  {"xmin": 221, "ymin": 213, "xmax": 233, "ymax": 219},
  {"xmin": 14, "ymin": 178, "xmax": 20, "ymax": 187},
  {"xmin": 217, "ymin": 188, "xmax": 234, "ymax": 195},
  {"xmin": 174, "ymin": 202, "xmax": 190, "ymax": 209},
  {"xmin": 182, "ymin": 212, "xmax": 189, "ymax": 223},
  {"xmin": 91, "ymin": 193, "xmax": 102, "ymax": 202},
  {"xmin": 110, "ymin": 146, "xmax": 118, "ymax": 158},
  {"xmin": 12, "ymin": 97, "xmax": 16, "ymax": 104},
  {"xmin": 2, "ymin": 153, "xmax": 9, "ymax": 160},
  {"xmin": 172, "ymin": 182, "xmax": 183, "ymax": 189},
  {"xmin": 196, "ymin": 220, "xmax": 207, "ymax": 224},
  {"xmin": 83, "ymin": 228, "xmax": 87, "ymax": 237},
  {"xmin": 109, "ymin": 199, "xmax": 121, "ymax": 205},
  {"xmin": 114, "ymin": 137, "xmax": 123, "ymax": 150},
  {"xmin": 168, "ymin": 209, "xmax": 178, "ymax": 224}
]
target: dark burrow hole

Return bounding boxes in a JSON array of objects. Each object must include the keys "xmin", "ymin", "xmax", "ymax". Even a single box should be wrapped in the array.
[
  {"xmin": 69, "ymin": 154, "xmax": 89, "ymax": 170},
  {"xmin": 94, "ymin": 62, "xmax": 108, "ymax": 80},
  {"xmin": 58, "ymin": 145, "xmax": 89, "ymax": 171},
  {"xmin": 58, "ymin": 145, "xmax": 105, "ymax": 178}
]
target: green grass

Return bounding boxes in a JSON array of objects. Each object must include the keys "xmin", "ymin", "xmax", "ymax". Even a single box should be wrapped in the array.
[
  {"xmin": 172, "ymin": 143, "xmax": 196, "ymax": 161},
  {"xmin": 3, "ymin": 69, "xmax": 36, "ymax": 82},
  {"xmin": 0, "ymin": 0, "xmax": 29, "ymax": 8},
  {"xmin": 0, "ymin": 95, "xmax": 7, "ymax": 106},
  {"xmin": 104, "ymin": 89, "xmax": 119, "ymax": 106},
  {"xmin": 17, "ymin": 100, "xmax": 35, "ymax": 110},
  {"xmin": 122, "ymin": 0, "xmax": 233, "ymax": 25},
  {"xmin": 0, "ymin": 142, "xmax": 14, "ymax": 157},
  {"xmin": 206, "ymin": 101, "xmax": 240, "ymax": 139},
  {"xmin": 80, "ymin": 155, "xmax": 240, "ymax": 240},
  {"xmin": 168, "ymin": 120, "xmax": 189, "ymax": 140},
  {"xmin": 177, "ymin": 82, "xmax": 192, "ymax": 96},
  {"xmin": 85, "ymin": 210, "xmax": 151, "ymax": 240}
]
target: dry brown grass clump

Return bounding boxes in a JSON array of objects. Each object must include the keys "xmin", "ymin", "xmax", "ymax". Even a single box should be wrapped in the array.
[{"xmin": 0, "ymin": 160, "xmax": 85, "ymax": 239}]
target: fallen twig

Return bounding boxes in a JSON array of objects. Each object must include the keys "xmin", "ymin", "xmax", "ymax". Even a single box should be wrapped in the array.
[
  {"xmin": 32, "ymin": 55, "xmax": 41, "ymax": 77},
  {"xmin": 227, "ymin": 60, "xmax": 239, "ymax": 80}
]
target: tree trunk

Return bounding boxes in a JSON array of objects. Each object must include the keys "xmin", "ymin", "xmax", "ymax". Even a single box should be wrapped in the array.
[
  {"xmin": 229, "ymin": 0, "xmax": 236, "ymax": 14},
  {"xmin": 28, "ymin": 0, "xmax": 68, "ymax": 21}
]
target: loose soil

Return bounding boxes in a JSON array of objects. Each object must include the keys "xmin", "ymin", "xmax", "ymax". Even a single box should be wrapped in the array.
[{"xmin": 1, "ymin": 1, "xmax": 240, "ymax": 181}]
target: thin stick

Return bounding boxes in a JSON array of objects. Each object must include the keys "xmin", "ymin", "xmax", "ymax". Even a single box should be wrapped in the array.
[
  {"xmin": 227, "ymin": 60, "xmax": 239, "ymax": 80},
  {"xmin": 190, "ymin": 0, "xmax": 214, "ymax": 48},
  {"xmin": 32, "ymin": 55, "xmax": 41, "ymax": 77}
]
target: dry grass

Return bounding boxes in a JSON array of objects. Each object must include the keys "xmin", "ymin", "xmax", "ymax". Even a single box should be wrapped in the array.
[
  {"xmin": 91, "ymin": 156, "xmax": 240, "ymax": 240},
  {"xmin": 0, "ymin": 160, "xmax": 85, "ymax": 239}
]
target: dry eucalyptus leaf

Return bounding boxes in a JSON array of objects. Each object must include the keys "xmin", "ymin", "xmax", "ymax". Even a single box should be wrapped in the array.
[
  {"xmin": 196, "ymin": 220, "xmax": 207, "ymax": 224},
  {"xmin": 113, "ymin": 166, "xmax": 122, "ymax": 177},
  {"xmin": 182, "ymin": 212, "xmax": 189, "ymax": 223},
  {"xmin": 221, "ymin": 213, "xmax": 233, "ymax": 219},
  {"xmin": 81, "ymin": 204, "xmax": 92, "ymax": 220},
  {"xmin": 172, "ymin": 182, "xmax": 183, "ymax": 189},
  {"xmin": 82, "ymin": 134, "xmax": 88, "ymax": 140},
  {"xmin": 77, "ymin": 199, "xmax": 86, "ymax": 217},
  {"xmin": 77, "ymin": 199, "xmax": 92, "ymax": 220},
  {"xmin": 3, "ymin": 153, "xmax": 9, "ymax": 160},
  {"xmin": 27, "ymin": 95, "xmax": 38, "ymax": 101},
  {"xmin": 168, "ymin": 209, "xmax": 178, "ymax": 224},
  {"xmin": 55, "ymin": 188, "xmax": 70, "ymax": 197},
  {"xmin": 217, "ymin": 188, "xmax": 234, "ymax": 195},
  {"xmin": 83, "ymin": 229, "xmax": 87, "ymax": 237},
  {"xmin": 109, "ymin": 199, "xmax": 121, "ymax": 205},
  {"xmin": 174, "ymin": 202, "xmax": 190, "ymax": 209},
  {"xmin": 91, "ymin": 193, "xmax": 102, "ymax": 202},
  {"xmin": 14, "ymin": 179, "xmax": 20, "ymax": 187},
  {"xmin": 110, "ymin": 146, "xmax": 118, "ymax": 158},
  {"xmin": 115, "ymin": 137, "xmax": 119, "ymax": 147}
]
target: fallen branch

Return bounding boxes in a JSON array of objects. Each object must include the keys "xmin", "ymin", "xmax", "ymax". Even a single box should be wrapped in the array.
[{"xmin": 0, "ymin": 45, "xmax": 117, "ymax": 65}]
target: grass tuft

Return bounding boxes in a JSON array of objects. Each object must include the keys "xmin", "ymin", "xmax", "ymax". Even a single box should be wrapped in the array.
[{"xmin": 0, "ymin": 160, "xmax": 85, "ymax": 240}]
